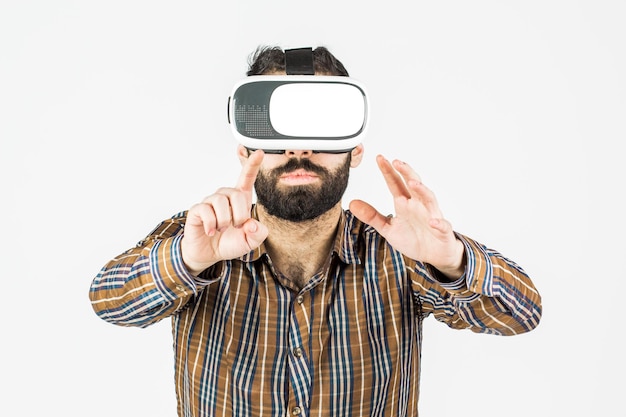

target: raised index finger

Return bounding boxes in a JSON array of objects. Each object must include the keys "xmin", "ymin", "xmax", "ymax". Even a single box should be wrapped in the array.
[{"xmin": 236, "ymin": 149, "xmax": 264, "ymax": 192}]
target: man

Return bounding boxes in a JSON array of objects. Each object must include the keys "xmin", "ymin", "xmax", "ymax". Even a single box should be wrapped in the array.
[{"xmin": 89, "ymin": 46, "xmax": 542, "ymax": 417}]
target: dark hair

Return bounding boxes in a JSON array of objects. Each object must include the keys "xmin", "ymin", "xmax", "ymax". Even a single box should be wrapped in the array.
[{"xmin": 246, "ymin": 46, "xmax": 349, "ymax": 76}]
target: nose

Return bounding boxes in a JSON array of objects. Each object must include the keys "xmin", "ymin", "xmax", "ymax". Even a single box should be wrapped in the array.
[{"xmin": 284, "ymin": 149, "xmax": 313, "ymax": 158}]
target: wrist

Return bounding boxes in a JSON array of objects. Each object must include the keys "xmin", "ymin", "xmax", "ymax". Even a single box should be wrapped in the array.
[
  {"xmin": 180, "ymin": 237, "xmax": 217, "ymax": 277},
  {"xmin": 435, "ymin": 239, "xmax": 466, "ymax": 281}
]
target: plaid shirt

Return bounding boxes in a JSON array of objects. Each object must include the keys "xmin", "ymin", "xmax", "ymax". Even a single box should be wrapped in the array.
[{"xmin": 90, "ymin": 207, "xmax": 542, "ymax": 417}]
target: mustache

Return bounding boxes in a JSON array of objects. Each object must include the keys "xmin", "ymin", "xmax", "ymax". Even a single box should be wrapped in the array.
[{"xmin": 272, "ymin": 158, "xmax": 329, "ymax": 176}]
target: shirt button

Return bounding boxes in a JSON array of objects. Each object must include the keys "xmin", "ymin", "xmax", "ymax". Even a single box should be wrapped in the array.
[
  {"xmin": 293, "ymin": 347, "xmax": 303, "ymax": 358},
  {"xmin": 292, "ymin": 406, "xmax": 302, "ymax": 416},
  {"xmin": 296, "ymin": 295, "xmax": 304, "ymax": 304}
]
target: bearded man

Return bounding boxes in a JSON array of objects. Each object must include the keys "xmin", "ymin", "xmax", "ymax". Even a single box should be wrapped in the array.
[{"xmin": 89, "ymin": 46, "xmax": 542, "ymax": 417}]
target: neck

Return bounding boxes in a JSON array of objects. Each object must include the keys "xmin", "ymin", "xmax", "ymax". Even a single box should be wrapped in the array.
[{"xmin": 256, "ymin": 203, "xmax": 342, "ymax": 288}]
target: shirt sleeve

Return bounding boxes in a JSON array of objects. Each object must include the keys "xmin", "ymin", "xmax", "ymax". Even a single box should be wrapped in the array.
[
  {"xmin": 410, "ymin": 233, "xmax": 542, "ymax": 336},
  {"xmin": 88, "ymin": 211, "xmax": 224, "ymax": 328}
]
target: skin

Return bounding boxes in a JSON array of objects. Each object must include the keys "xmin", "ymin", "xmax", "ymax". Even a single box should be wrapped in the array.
[{"xmin": 181, "ymin": 145, "xmax": 466, "ymax": 283}]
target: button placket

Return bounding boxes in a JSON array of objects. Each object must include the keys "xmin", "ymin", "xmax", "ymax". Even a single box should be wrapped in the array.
[{"xmin": 287, "ymin": 292, "xmax": 311, "ymax": 415}]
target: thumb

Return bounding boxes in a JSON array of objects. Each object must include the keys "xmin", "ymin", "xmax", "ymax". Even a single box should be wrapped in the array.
[
  {"xmin": 243, "ymin": 218, "xmax": 269, "ymax": 249},
  {"xmin": 349, "ymin": 199, "xmax": 389, "ymax": 232}
]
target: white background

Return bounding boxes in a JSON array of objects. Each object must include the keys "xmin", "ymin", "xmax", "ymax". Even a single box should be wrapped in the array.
[{"xmin": 1, "ymin": 1, "xmax": 624, "ymax": 416}]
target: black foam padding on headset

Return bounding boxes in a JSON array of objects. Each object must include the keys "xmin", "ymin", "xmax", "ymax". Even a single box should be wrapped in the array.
[{"xmin": 285, "ymin": 47, "xmax": 314, "ymax": 75}]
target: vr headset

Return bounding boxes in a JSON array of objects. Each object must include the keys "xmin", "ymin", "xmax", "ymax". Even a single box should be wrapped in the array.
[{"xmin": 227, "ymin": 48, "xmax": 369, "ymax": 153}]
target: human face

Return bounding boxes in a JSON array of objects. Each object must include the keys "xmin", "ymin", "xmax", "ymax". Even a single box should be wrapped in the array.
[{"xmin": 253, "ymin": 150, "xmax": 352, "ymax": 222}]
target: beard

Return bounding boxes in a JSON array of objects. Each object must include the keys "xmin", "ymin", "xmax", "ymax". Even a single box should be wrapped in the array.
[{"xmin": 254, "ymin": 155, "xmax": 351, "ymax": 222}]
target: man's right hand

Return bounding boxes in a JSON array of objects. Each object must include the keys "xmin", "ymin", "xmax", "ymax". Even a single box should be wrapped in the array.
[{"xmin": 181, "ymin": 150, "xmax": 269, "ymax": 276}]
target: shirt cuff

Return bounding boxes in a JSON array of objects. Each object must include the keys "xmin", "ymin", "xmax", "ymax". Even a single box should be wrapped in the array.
[
  {"xmin": 424, "ymin": 263, "xmax": 467, "ymax": 291},
  {"xmin": 148, "ymin": 235, "xmax": 223, "ymax": 301},
  {"xmin": 421, "ymin": 233, "xmax": 494, "ymax": 301},
  {"xmin": 455, "ymin": 233, "xmax": 494, "ymax": 297}
]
